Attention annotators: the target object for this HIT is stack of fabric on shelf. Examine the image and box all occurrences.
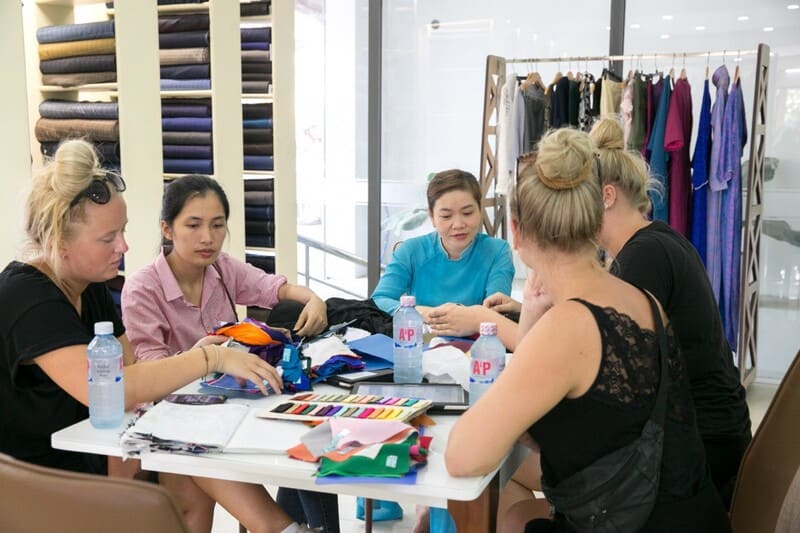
[240,25,271,94]
[240,1,271,17]
[37,20,116,87]
[161,98,213,174]
[246,253,275,274]
[36,100,120,172]
[158,13,211,91]
[243,102,273,171]
[244,178,274,249]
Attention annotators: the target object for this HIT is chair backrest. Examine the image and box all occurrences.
[730,348,800,533]
[0,453,189,533]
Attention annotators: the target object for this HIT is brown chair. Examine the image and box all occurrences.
[0,453,189,533]
[730,348,800,532]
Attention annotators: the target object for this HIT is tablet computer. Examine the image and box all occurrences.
[326,368,394,389]
[352,382,469,413]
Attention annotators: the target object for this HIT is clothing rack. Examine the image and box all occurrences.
[478,44,769,386]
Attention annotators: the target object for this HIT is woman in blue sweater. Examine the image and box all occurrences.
[372,169,516,347]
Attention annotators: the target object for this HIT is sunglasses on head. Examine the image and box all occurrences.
[70,172,127,208]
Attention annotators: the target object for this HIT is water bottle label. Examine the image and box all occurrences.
[472,358,496,377]
[89,358,122,382]
[396,327,417,343]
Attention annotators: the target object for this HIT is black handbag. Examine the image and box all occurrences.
[541,291,671,532]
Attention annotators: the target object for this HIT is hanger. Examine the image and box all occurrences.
[669,52,676,79]
[734,49,741,83]
[566,59,574,80]
[705,51,710,79]
[680,52,687,80]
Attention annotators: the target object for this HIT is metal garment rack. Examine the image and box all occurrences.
[479,44,770,386]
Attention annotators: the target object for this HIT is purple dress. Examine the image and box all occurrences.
[706,65,730,304]
[720,78,747,351]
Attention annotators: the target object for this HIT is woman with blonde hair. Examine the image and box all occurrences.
[591,117,751,509]
[445,128,729,531]
[0,139,311,533]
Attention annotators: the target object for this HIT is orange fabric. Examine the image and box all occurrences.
[215,322,275,346]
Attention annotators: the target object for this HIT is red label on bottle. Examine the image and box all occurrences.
[472,359,493,376]
[398,328,416,342]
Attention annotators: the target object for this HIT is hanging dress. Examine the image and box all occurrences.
[664,77,693,236]
[647,74,672,222]
[706,65,730,304]
[690,79,712,264]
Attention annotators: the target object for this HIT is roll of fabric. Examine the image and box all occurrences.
[245,178,274,192]
[243,128,272,143]
[240,2,271,17]
[160,64,210,79]
[243,118,272,129]
[160,79,211,91]
[163,158,213,174]
[241,51,271,65]
[39,100,119,120]
[245,234,275,249]
[40,54,116,74]
[162,117,212,132]
[242,81,270,94]
[159,48,209,66]
[244,190,274,205]
[246,220,275,235]
[243,142,273,155]
[242,72,271,82]
[37,20,115,45]
[41,72,116,87]
[159,31,209,49]
[241,42,270,51]
[240,27,271,43]
[241,63,270,74]
[35,118,119,142]
[41,141,120,164]
[242,103,272,119]
[158,14,209,33]
[246,253,275,274]
[244,155,274,171]
[163,144,212,159]
[162,131,212,145]
[161,102,210,118]
[245,205,274,221]
[38,38,116,61]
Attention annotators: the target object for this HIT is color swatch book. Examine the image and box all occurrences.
[255,392,432,423]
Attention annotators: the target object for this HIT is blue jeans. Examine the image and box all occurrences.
[277,488,340,532]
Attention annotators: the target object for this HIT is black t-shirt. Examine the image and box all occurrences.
[0,261,124,473]
[613,222,751,439]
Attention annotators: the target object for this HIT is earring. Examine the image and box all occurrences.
[604,203,610,210]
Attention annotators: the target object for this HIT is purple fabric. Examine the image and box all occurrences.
[719,78,747,351]
[690,80,712,264]
[706,65,731,304]
[161,117,212,132]
[163,158,213,174]
[163,144,212,159]
[664,78,693,236]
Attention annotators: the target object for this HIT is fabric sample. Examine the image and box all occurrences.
[163,144,212,159]
[244,155,274,171]
[240,2,271,17]
[160,64,210,80]
[243,118,272,129]
[160,79,211,91]
[35,118,119,142]
[161,102,210,117]
[161,117,213,132]
[162,131,212,145]
[241,27,271,43]
[163,158,213,174]
[243,143,273,155]
[244,178,273,192]
[242,103,272,119]
[159,31,209,49]
[245,205,275,221]
[244,191,274,205]
[241,50,271,65]
[159,47,209,66]
[158,14,209,33]
[244,128,273,143]
[41,71,116,87]
[38,38,116,61]
[40,53,116,74]
[242,81,270,94]
[241,41,270,51]
[36,20,115,44]
[242,62,271,74]
[39,99,118,120]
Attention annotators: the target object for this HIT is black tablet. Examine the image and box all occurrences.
[352,382,469,413]
[326,368,394,389]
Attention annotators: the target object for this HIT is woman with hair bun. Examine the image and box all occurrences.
[0,139,313,533]
[591,117,751,509]
[445,128,730,531]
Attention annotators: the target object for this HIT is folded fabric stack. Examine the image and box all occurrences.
[36,99,120,171]
[244,178,274,248]
[161,98,213,174]
[240,1,271,18]
[245,252,275,274]
[243,102,273,171]
[37,20,116,87]
[240,26,271,94]
[288,419,432,485]
[157,13,211,91]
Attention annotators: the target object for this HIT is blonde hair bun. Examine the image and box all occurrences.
[589,118,625,151]
[535,128,597,190]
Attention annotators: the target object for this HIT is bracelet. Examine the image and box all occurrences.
[200,345,210,376]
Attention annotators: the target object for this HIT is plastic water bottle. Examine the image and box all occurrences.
[393,295,424,383]
[87,321,125,428]
[470,322,506,405]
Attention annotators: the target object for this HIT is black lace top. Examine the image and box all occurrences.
[527,298,707,502]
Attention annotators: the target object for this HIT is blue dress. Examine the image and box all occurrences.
[690,79,712,264]
[647,75,672,222]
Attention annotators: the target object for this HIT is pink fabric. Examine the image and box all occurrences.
[121,250,287,361]
[664,78,693,236]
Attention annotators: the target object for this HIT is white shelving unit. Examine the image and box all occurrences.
[5,0,296,282]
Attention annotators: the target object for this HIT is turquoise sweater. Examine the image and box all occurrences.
[371,232,515,315]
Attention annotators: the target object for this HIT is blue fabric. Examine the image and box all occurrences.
[161,102,210,117]
[647,75,672,222]
[161,117,213,132]
[371,232,514,315]
[160,79,210,91]
[243,118,272,129]
[244,155,274,171]
[39,99,118,120]
[241,27,271,43]
[241,41,270,51]
[40,54,116,74]
[160,64,210,80]
[690,79,712,264]
[163,144,212,159]
[163,158,213,174]
[36,20,115,44]
[355,498,403,522]
[429,507,457,533]
[159,30,209,49]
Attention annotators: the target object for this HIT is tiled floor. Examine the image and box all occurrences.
[210,382,778,533]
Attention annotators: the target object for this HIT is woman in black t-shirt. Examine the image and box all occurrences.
[0,139,309,533]
[590,118,751,509]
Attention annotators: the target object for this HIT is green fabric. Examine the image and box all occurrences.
[318,433,416,477]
